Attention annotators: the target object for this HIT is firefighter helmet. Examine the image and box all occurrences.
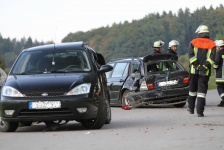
[195,25,209,33]
[168,40,179,48]
[215,40,224,47]
[153,40,164,48]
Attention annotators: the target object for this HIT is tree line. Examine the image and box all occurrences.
[0,4,224,72]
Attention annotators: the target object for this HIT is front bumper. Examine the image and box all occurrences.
[0,96,99,122]
[125,87,189,107]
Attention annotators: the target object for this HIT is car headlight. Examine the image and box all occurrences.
[66,83,91,95]
[2,86,24,97]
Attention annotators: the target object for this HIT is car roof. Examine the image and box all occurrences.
[24,41,87,52]
[108,57,141,63]
[143,54,178,63]
[107,54,177,64]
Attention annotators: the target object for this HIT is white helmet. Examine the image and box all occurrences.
[168,40,179,48]
[195,25,209,33]
[153,40,164,48]
[215,40,224,47]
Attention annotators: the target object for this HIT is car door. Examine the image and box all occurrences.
[107,62,129,102]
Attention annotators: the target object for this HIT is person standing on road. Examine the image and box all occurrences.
[187,25,216,117]
[150,40,164,54]
[213,40,224,107]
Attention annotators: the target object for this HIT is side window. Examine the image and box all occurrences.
[123,63,129,77]
[131,63,140,73]
[111,63,128,78]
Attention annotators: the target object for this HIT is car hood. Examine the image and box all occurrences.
[5,73,93,93]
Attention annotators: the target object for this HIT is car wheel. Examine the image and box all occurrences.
[105,98,111,124]
[0,119,19,132]
[81,97,107,129]
[174,102,186,108]
[122,90,134,106]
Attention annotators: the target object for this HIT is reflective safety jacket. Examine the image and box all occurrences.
[188,37,216,76]
[214,48,224,82]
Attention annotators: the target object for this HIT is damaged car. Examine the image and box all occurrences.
[106,54,189,109]
[0,41,113,132]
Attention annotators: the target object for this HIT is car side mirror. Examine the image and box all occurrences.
[99,65,113,73]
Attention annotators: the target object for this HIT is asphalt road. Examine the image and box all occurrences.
[0,89,224,150]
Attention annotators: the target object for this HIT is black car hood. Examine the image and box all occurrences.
[5,73,93,93]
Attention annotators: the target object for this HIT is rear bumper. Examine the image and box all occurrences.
[0,97,99,122]
[125,87,189,107]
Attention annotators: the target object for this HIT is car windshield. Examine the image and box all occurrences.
[11,49,91,74]
[146,60,180,75]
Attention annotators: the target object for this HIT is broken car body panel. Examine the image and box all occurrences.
[126,54,189,108]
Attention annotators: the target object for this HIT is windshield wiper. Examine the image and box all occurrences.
[50,70,67,73]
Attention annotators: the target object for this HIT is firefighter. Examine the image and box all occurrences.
[150,40,164,54]
[168,40,179,56]
[213,40,224,107]
[187,25,216,117]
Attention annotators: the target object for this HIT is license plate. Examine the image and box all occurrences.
[158,80,178,87]
[28,101,61,109]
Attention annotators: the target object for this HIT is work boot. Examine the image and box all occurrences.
[217,100,224,107]
[196,97,205,116]
[197,114,204,117]
[187,96,196,114]
[187,108,194,114]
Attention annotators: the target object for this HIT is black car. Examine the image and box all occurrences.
[0,41,113,132]
[106,54,189,109]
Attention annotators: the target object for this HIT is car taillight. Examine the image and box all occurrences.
[147,83,154,90]
[183,77,190,84]
[140,81,154,90]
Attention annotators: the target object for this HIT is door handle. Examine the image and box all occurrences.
[119,79,125,82]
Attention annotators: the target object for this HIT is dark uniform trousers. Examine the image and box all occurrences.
[216,83,224,100]
[188,74,209,114]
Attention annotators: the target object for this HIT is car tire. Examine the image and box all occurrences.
[105,98,111,124]
[0,119,19,132]
[122,90,134,106]
[174,102,186,108]
[81,97,107,129]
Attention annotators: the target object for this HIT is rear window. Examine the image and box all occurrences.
[146,61,180,74]
[11,49,91,74]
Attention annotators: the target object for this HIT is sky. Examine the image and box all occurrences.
[0,0,223,43]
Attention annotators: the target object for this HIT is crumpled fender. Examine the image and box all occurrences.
[124,91,156,108]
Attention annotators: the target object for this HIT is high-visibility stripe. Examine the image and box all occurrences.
[216,79,224,82]
[190,48,198,74]
[206,50,213,65]
[190,57,197,64]
[220,93,224,98]
[197,92,206,98]
[190,47,198,64]
[214,64,218,68]
[189,91,197,96]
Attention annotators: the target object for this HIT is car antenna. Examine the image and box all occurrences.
[52,27,57,66]
[54,27,57,44]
